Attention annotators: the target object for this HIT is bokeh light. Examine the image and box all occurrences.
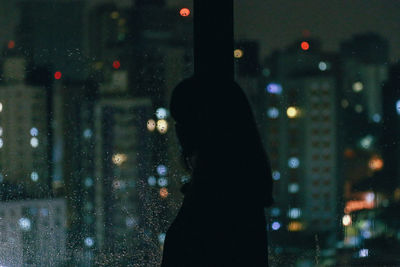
[31,172,39,182]
[369,155,383,171]
[286,107,299,118]
[30,137,39,148]
[267,107,279,119]
[318,61,327,71]
[342,214,352,226]
[112,60,121,69]
[112,153,127,166]
[160,187,169,198]
[147,119,156,131]
[288,221,303,231]
[266,83,282,94]
[179,8,190,17]
[156,108,168,119]
[54,71,62,80]
[8,40,15,49]
[353,82,363,92]
[234,49,243,58]
[157,119,168,134]
[301,41,310,50]
[271,221,281,230]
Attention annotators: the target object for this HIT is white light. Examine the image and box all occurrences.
[271,208,280,217]
[353,82,363,92]
[267,107,279,119]
[396,100,400,115]
[31,172,39,182]
[359,249,368,258]
[156,119,168,134]
[272,171,281,181]
[365,192,375,203]
[156,108,168,119]
[84,177,93,187]
[271,222,281,230]
[84,237,94,247]
[158,233,166,244]
[360,135,373,149]
[18,218,31,231]
[288,157,300,168]
[0,103,3,112]
[157,165,168,176]
[30,137,39,148]
[148,176,157,186]
[83,129,92,139]
[158,177,168,187]
[0,127,3,136]
[0,138,3,148]
[30,127,38,136]
[342,215,352,226]
[288,183,299,193]
[362,230,372,239]
[288,208,301,219]
[372,114,381,123]
[318,61,327,71]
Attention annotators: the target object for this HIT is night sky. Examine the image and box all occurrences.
[1,0,399,62]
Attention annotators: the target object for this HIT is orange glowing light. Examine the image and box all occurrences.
[344,149,355,158]
[160,188,169,198]
[368,156,383,171]
[8,40,15,49]
[301,41,310,51]
[344,200,374,214]
[288,221,303,232]
[54,71,62,80]
[180,8,190,17]
[112,60,121,69]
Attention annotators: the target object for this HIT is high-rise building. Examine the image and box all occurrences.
[0,57,50,198]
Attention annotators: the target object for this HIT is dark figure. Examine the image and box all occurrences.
[161,77,274,267]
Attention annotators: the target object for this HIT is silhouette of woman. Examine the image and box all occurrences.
[161,77,274,267]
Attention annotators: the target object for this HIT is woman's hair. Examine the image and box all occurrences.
[170,77,274,207]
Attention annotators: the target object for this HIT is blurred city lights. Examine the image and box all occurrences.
[18,218,31,231]
[288,221,303,231]
[54,71,62,80]
[158,233,166,243]
[234,49,243,58]
[30,137,39,148]
[159,187,169,198]
[157,177,168,187]
[288,157,300,168]
[0,103,3,112]
[147,119,156,131]
[288,183,299,193]
[0,127,3,136]
[271,208,280,217]
[157,164,168,176]
[266,83,282,94]
[345,200,374,213]
[30,127,39,137]
[112,60,121,69]
[355,104,363,113]
[148,176,157,186]
[179,8,190,17]
[288,208,301,219]
[365,192,375,203]
[84,177,93,187]
[359,249,369,258]
[267,107,279,119]
[112,153,127,166]
[31,172,39,182]
[342,214,352,226]
[272,171,281,181]
[156,119,168,134]
[396,100,400,115]
[369,155,383,171]
[0,138,3,149]
[318,61,327,71]
[83,129,93,139]
[352,82,363,92]
[8,40,15,49]
[286,107,299,118]
[271,221,281,230]
[110,11,119,19]
[341,99,349,108]
[156,107,168,119]
[300,41,310,50]
[126,217,137,228]
[360,135,373,149]
[372,113,381,123]
[84,237,94,247]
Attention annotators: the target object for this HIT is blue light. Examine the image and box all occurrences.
[266,83,282,94]
[158,233,166,243]
[157,165,168,176]
[271,208,280,216]
[288,157,300,168]
[271,221,281,230]
[267,107,279,119]
[30,127,39,136]
[84,237,94,247]
[396,100,400,115]
[272,171,281,181]
[83,129,93,139]
[148,176,157,186]
[158,177,168,187]
[372,114,381,123]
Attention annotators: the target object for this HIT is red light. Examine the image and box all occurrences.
[180,8,190,17]
[112,60,121,69]
[54,71,62,80]
[8,40,15,49]
[301,41,310,51]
